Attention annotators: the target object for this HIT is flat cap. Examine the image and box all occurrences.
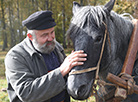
[22,10,56,30]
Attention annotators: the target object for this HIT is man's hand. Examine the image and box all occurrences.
[60,50,87,76]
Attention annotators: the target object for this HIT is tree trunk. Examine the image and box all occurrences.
[80,0,83,6]
[93,0,97,6]
[45,0,49,10]
[35,0,39,11]
[62,0,67,48]
[49,0,53,11]
[17,0,23,42]
[1,0,8,51]
[8,2,16,48]
[134,0,138,18]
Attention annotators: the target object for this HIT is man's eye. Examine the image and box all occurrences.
[51,31,54,34]
[41,34,48,37]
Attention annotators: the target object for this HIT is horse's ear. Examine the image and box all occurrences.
[72,1,81,15]
[103,0,116,15]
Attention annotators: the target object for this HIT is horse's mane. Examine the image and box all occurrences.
[108,11,133,60]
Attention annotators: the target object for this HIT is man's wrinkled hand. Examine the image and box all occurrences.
[60,50,87,76]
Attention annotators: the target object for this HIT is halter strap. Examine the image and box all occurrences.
[69,22,108,80]
[69,67,97,75]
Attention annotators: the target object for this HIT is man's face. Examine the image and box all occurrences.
[32,27,56,54]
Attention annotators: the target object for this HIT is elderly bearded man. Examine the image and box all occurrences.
[5,10,87,102]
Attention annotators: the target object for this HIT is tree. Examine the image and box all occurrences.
[133,0,138,18]
[7,0,16,48]
[80,0,83,6]
[62,0,66,48]
[45,0,49,10]
[1,0,7,51]
[0,0,136,50]
[17,0,23,42]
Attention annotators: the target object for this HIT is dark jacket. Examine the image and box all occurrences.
[5,37,70,102]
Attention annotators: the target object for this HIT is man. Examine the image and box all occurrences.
[5,10,87,102]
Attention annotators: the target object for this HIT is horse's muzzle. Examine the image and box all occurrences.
[67,75,94,100]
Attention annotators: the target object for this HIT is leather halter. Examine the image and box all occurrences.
[69,22,108,80]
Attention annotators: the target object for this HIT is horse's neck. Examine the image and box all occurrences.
[109,16,133,69]
[100,15,134,81]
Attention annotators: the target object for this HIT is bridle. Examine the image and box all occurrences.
[69,21,108,80]
[68,21,113,102]
[69,20,138,102]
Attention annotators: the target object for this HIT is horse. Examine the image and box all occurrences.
[66,0,138,101]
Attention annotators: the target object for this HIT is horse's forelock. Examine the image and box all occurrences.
[71,6,107,28]
[66,6,107,38]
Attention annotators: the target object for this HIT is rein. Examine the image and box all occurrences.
[69,22,108,80]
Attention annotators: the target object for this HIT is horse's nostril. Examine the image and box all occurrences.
[76,85,87,96]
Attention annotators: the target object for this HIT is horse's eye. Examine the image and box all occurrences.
[95,36,102,43]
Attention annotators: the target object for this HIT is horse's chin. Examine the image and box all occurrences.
[67,75,94,100]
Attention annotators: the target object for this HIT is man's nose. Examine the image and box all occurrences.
[47,34,54,41]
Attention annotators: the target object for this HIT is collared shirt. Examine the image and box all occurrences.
[42,52,60,72]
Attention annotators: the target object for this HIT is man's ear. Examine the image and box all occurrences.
[27,33,33,41]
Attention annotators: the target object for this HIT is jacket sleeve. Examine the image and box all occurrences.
[5,52,66,102]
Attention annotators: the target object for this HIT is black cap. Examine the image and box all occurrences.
[22,10,56,30]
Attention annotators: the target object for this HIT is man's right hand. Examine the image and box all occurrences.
[60,50,87,76]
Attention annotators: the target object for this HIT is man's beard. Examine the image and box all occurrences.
[32,39,56,54]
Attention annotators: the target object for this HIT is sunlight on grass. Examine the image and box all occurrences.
[0,78,9,102]
[0,49,9,102]
[71,96,96,102]
[0,50,6,77]
[0,50,7,57]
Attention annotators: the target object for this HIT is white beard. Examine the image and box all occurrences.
[32,38,56,54]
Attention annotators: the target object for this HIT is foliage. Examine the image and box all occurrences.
[0,0,137,50]
[0,0,137,101]
[114,0,135,15]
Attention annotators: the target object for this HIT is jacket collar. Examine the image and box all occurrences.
[23,37,38,57]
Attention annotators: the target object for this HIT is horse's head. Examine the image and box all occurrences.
[67,0,116,100]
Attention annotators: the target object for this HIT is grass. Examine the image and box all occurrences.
[0,78,9,102]
[0,50,7,77]
[71,97,96,102]
[0,49,9,102]
[0,47,96,102]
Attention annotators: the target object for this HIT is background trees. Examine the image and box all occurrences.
[0,0,137,50]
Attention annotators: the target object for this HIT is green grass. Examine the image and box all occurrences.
[0,49,9,102]
[0,50,7,77]
[0,78,9,102]
[0,48,96,102]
